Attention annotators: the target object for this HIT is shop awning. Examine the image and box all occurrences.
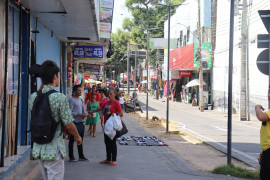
[169,44,194,70]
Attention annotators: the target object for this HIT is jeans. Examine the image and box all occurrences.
[120,104,125,110]
[69,122,85,159]
[104,133,117,161]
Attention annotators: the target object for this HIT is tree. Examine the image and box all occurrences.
[123,0,184,66]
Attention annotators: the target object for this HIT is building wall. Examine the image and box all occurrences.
[30,17,61,91]
[213,0,270,115]
[163,0,212,80]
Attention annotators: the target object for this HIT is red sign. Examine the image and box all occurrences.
[179,71,192,77]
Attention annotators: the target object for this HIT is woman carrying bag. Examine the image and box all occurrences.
[89,89,123,166]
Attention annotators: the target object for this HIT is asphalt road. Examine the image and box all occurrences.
[136,92,261,168]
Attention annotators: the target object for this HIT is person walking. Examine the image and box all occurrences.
[160,86,163,98]
[85,85,100,104]
[29,60,82,180]
[86,93,101,137]
[89,89,123,166]
[255,87,270,180]
[100,89,109,132]
[119,92,126,110]
[68,85,89,162]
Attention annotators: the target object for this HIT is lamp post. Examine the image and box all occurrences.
[152,0,185,133]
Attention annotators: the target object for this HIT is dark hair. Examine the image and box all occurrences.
[73,85,82,92]
[40,60,60,85]
[100,89,107,96]
[29,64,42,77]
[91,93,96,98]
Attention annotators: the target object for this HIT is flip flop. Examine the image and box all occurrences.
[109,161,118,166]
[99,160,110,164]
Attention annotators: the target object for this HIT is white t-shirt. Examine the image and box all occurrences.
[119,97,125,104]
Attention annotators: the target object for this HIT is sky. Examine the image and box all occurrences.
[112,0,131,33]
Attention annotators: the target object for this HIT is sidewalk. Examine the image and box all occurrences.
[136,91,261,168]
[33,114,246,180]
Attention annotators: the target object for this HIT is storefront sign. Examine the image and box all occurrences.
[79,63,100,74]
[194,43,212,68]
[179,71,192,77]
[73,46,103,60]
[99,0,114,38]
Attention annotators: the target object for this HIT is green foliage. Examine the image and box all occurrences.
[212,164,259,180]
[109,28,131,65]
[123,0,184,66]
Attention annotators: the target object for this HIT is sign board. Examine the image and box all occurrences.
[74,46,103,60]
[257,49,269,75]
[179,71,192,77]
[149,38,177,49]
[99,0,114,38]
[257,34,269,48]
[258,10,270,33]
[79,63,100,74]
[194,43,212,68]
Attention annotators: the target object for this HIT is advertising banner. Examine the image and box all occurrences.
[73,46,103,60]
[149,38,178,49]
[194,43,212,68]
[79,63,100,75]
[99,0,114,38]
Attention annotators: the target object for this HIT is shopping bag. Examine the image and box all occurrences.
[112,114,122,131]
[104,117,116,140]
[116,120,128,138]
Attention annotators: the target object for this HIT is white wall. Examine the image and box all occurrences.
[213,0,270,115]
[163,0,198,80]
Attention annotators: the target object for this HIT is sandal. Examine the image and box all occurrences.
[99,160,110,164]
[109,161,118,166]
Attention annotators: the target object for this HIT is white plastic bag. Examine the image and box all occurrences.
[104,117,116,140]
[112,114,122,131]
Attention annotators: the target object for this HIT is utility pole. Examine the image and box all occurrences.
[228,0,235,165]
[122,59,124,92]
[240,0,248,121]
[198,0,204,112]
[156,50,160,100]
[134,45,138,93]
[153,0,185,133]
[127,42,130,93]
[146,29,149,120]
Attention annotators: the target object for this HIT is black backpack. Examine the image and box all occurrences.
[31,90,60,144]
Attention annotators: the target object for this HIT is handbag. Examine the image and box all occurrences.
[116,120,128,138]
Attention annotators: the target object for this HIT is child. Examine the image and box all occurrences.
[86,94,101,137]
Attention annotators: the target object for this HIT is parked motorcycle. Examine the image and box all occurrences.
[125,96,143,113]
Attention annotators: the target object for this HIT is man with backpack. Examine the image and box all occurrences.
[68,85,89,162]
[29,60,82,180]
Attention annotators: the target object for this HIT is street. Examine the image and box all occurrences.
[136,92,261,168]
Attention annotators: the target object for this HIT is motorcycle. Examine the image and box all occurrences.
[124,96,143,113]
